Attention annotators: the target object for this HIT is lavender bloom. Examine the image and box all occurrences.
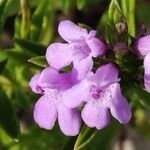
[137,35,150,56]
[144,53,150,92]
[46,20,106,70]
[63,63,131,129]
[136,35,150,92]
[29,67,82,136]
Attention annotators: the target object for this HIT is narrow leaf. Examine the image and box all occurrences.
[121,0,128,17]
[108,0,124,25]
[0,0,12,33]
[14,17,21,38]
[28,56,48,67]
[20,0,31,39]
[30,0,49,41]
[39,6,55,45]
[15,88,30,110]
[14,38,46,55]
[108,0,115,24]
[128,0,135,37]
[0,90,20,139]
[4,49,30,64]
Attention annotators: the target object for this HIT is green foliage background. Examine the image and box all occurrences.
[0,0,150,149]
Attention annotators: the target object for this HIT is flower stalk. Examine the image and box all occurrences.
[74,126,97,150]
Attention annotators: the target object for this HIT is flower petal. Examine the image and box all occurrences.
[70,41,91,61]
[38,67,71,90]
[88,63,119,87]
[137,35,150,56]
[58,104,81,136]
[81,102,110,129]
[34,95,57,130]
[144,53,150,92]
[106,83,131,124]
[71,56,93,82]
[58,20,88,42]
[86,38,106,57]
[29,73,43,94]
[63,80,91,108]
[46,43,73,70]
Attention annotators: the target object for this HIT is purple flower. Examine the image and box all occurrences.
[46,20,106,70]
[136,35,150,92]
[144,53,150,92]
[136,35,150,56]
[29,67,82,136]
[63,63,131,129]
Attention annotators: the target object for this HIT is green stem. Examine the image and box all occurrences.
[74,126,97,150]
[76,131,97,150]
[20,0,31,39]
[128,0,135,37]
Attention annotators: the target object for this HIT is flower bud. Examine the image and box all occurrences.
[115,23,127,34]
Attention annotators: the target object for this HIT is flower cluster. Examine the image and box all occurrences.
[29,20,132,136]
[136,35,150,92]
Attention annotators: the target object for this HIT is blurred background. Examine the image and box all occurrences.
[1,0,150,149]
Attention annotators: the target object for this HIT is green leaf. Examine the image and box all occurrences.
[0,90,20,139]
[30,0,49,41]
[15,88,30,110]
[108,0,124,25]
[39,6,55,45]
[28,56,48,67]
[4,0,20,17]
[3,0,40,17]
[125,85,150,108]
[0,0,12,33]
[74,126,97,150]
[3,49,31,64]
[121,0,128,17]
[14,38,46,55]
[14,17,21,38]
[0,59,7,74]
[128,0,135,37]
[20,0,31,39]
[106,24,116,44]
[77,0,86,10]
[113,0,122,14]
